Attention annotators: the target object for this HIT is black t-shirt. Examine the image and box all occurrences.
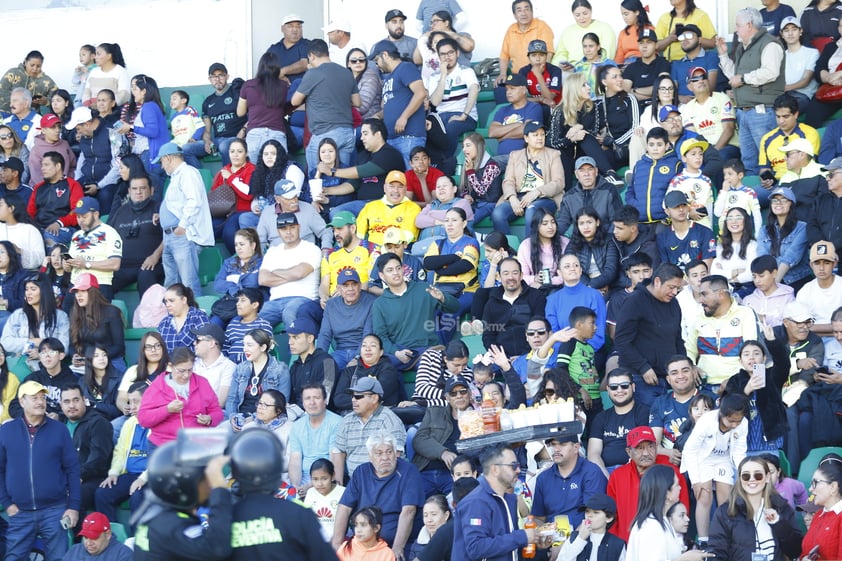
[202,81,248,139]
[356,142,406,201]
[239,361,269,415]
[108,198,162,269]
[623,56,672,90]
[591,401,651,467]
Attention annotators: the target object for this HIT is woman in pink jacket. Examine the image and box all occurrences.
[136,346,224,448]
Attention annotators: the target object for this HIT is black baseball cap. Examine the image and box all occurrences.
[0,157,24,175]
[208,63,227,75]
[385,9,407,22]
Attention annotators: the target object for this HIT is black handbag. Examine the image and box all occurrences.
[210,294,238,322]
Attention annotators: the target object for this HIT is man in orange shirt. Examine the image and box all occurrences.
[497,0,554,85]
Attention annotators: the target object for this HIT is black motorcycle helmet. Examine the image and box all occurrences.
[229,429,284,493]
[147,441,205,509]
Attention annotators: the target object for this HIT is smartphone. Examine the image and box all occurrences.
[60,515,72,530]
[61,253,72,261]
[752,363,766,389]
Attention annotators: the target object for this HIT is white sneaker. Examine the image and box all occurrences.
[460,321,473,337]
[471,319,485,336]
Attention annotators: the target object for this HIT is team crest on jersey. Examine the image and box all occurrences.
[693,182,702,192]
[728,194,738,204]
[731,318,741,326]
[660,166,670,174]
[224,97,233,104]
[396,216,403,222]
[689,240,699,248]
[711,106,719,114]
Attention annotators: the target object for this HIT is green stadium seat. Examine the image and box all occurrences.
[199,247,223,286]
[110,522,128,543]
[797,446,842,486]
[8,355,30,382]
[199,168,214,192]
[195,295,220,316]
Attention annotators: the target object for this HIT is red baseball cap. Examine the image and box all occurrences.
[626,426,657,448]
[70,272,100,292]
[78,512,111,539]
[40,113,62,129]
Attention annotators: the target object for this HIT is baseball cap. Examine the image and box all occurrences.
[385,170,407,185]
[208,62,228,75]
[663,190,690,208]
[626,426,657,448]
[527,40,548,54]
[369,40,400,60]
[338,269,361,284]
[328,211,356,228]
[638,28,658,42]
[18,380,47,400]
[0,157,24,175]
[505,74,528,87]
[810,240,838,262]
[40,113,61,130]
[70,272,100,292]
[822,156,842,172]
[282,14,304,25]
[769,186,796,203]
[276,212,299,228]
[575,156,597,169]
[658,104,681,122]
[286,317,318,335]
[783,301,814,323]
[274,178,300,198]
[385,9,407,22]
[65,106,93,130]
[323,19,350,33]
[77,512,111,540]
[445,376,471,393]
[74,196,100,214]
[681,24,703,37]
[348,376,384,396]
[779,137,815,157]
[192,323,225,345]
[780,16,801,29]
[544,433,578,445]
[680,138,709,156]
[523,120,545,136]
[382,227,410,245]
[687,66,708,80]
[578,493,617,514]
[151,142,182,163]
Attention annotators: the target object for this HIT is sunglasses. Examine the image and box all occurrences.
[493,461,521,471]
[349,58,366,64]
[741,472,765,482]
[543,388,556,396]
[688,76,705,83]
[448,388,469,397]
[351,393,370,400]
[249,374,261,397]
[608,383,631,391]
[526,329,547,336]
[0,134,13,140]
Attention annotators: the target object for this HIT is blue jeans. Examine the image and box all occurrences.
[421,468,454,497]
[213,211,246,254]
[5,504,68,561]
[183,136,237,167]
[472,200,495,226]
[331,348,358,371]
[94,472,145,524]
[246,128,287,164]
[239,211,261,229]
[491,197,557,236]
[437,112,478,155]
[43,226,74,247]
[630,373,667,410]
[162,232,202,296]
[259,296,311,328]
[306,127,356,174]
[391,135,427,168]
[737,107,776,176]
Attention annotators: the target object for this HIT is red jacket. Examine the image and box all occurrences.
[136,372,224,446]
[606,455,690,542]
[211,161,256,213]
[801,507,842,560]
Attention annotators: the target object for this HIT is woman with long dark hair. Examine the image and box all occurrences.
[756,187,811,291]
[82,343,123,420]
[709,456,802,561]
[801,0,842,47]
[0,125,30,184]
[50,89,78,148]
[333,334,402,414]
[517,208,565,291]
[210,138,255,253]
[0,50,58,112]
[564,207,620,292]
[459,133,503,226]
[226,329,290,420]
[211,228,263,326]
[116,331,169,416]
[240,139,306,230]
[713,207,757,297]
[0,272,69,366]
[118,75,169,184]
[655,0,716,61]
[68,273,125,371]
[83,43,129,106]
[0,343,18,423]
[237,52,290,163]
[800,459,842,559]
[309,137,355,216]
[0,194,43,271]
[110,154,152,209]
[630,73,677,169]
[616,0,654,64]
[0,240,27,332]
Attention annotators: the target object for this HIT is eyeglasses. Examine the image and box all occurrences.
[144,343,162,351]
[249,374,261,397]
[526,329,547,336]
[173,366,192,376]
[256,401,275,408]
[448,388,469,397]
[0,134,13,140]
[351,393,372,400]
[812,478,832,487]
[787,318,815,327]
[348,58,366,64]
[438,49,457,57]
[493,461,521,471]
[39,350,58,357]
[608,383,631,391]
[741,472,765,482]
[661,116,682,123]
[430,17,445,23]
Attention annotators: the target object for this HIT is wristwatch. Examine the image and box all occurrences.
[85,262,91,270]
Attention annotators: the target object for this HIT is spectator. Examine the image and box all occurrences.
[742,255,795,327]
[796,241,842,340]
[799,458,842,559]
[375,9,418,62]
[157,283,209,354]
[826,306,842,373]
[256,173,327,250]
[8,338,75,420]
[655,0,716,62]
[266,14,310,83]
[756,186,811,291]
[553,0,616,67]
[317,269,377,370]
[347,48,382,121]
[333,334,403,414]
[29,113,76,187]
[192,323,234,408]
[211,228,262,326]
[222,288,272,364]
[488,74,542,160]
[545,254,607,352]
[404,146,443,208]
[777,138,829,223]
[64,196,122,300]
[81,44,129,106]
[237,53,290,163]
[136,346,224,447]
[415,8,474,66]
[809,156,842,257]
[657,190,716,270]
[400,341,472,412]
[624,36,673,111]
[557,156,622,238]
[319,213,375,303]
[287,317,337,407]
[337,506,394,561]
[117,76,169,185]
[517,39,561,120]
[611,205,660,288]
[209,139,255,253]
[0,51,57,113]
[66,106,122,214]
[324,19,365,66]
[606,253,654,341]
[588,368,651,477]
[288,383,343,490]
[115,332,168,415]
[670,28,719,102]
[0,126,30,185]
[168,90,204,159]
[681,68,738,163]
[310,137,359,217]
[357,170,421,247]
[516,208,565,292]
[497,0,555,85]
[716,159,763,238]
[615,0,654,64]
[564,207,620,292]
[0,157,32,201]
[226,328,290,421]
[366,228,426,296]
[27,151,84,247]
[711,207,758,296]
[64,512,132,561]
[459,133,503,226]
[3,88,40,148]
[557,493,626,561]
[67,274,125,372]
[94,89,121,128]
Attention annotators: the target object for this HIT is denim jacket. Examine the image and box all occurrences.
[756,219,811,284]
[225,356,290,417]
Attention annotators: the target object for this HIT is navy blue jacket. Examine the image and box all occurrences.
[453,477,528,561]
[0,415,81,510]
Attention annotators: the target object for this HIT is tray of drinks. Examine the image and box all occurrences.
[455,421,583,453]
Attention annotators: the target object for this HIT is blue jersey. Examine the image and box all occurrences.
[657,222,716,268]
[382,62,426,138]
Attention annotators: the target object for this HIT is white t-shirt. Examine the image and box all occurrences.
[824,338,842,373]
[260,239,322,301]
[786,46,820,98]
[627,517,683,561]
[304,484,346,542]
[194,354,235,400]
[796,276,842,325]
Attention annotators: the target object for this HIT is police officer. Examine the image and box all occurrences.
[229,429,338,561]
[133,441,232,561]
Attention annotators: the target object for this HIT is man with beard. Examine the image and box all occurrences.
[531,434,606,529]
[607,426,689,542]
[107,175,163,295]
[65,196,122,300]
[317,268,377,370]
[587,369,651,478]
[670,24,719,103]
[266,14,310,83]
[319,211,375,304]
[27,151,84,247]
[374,9,418,62]
[686,274,758,394]
[288,383,343,493]
[614,263,686,408]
